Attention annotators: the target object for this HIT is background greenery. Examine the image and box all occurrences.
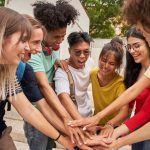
[0,0,129,38]
[80,0,130,38]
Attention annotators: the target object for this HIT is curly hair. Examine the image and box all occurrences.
[123,0,150,28]
[32,0,79,32]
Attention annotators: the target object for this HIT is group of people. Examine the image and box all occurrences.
[1,0,150,150]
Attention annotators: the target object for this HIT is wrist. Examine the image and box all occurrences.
[54,132,61,141]
[106,122,114,128]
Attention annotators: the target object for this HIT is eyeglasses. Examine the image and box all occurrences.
[73,50,91,57]
[125,43,142,53]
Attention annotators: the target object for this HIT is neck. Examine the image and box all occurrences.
[97,70,116,87]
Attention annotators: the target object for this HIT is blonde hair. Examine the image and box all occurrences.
[0,7,32,100]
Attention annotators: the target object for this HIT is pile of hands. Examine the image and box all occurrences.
[64,117,120,150]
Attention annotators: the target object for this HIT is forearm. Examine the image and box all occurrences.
[113,124,129,139]
[10,93,60,140]
[36,99,67,135]
[108,105,129,126]
[96,82,145,121]
[116,122,150,148]
[40,84,72,121]
[58,93,83,120]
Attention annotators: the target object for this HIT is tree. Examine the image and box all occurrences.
[0,0,5,6]
[80,0,129,38]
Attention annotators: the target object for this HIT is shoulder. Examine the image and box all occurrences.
[90,68,99,75]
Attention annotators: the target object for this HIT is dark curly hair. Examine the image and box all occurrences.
[99,37,124,70]
[124,27,150,88]
[67,32,92,47]
[32,0,79,32]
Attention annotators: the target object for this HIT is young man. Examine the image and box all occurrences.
[28,0,89,149]
[54,32,94,120]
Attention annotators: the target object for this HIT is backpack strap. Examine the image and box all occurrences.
[16,61,26,82]
[65,69,78,107]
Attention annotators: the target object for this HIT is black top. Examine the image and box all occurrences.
[20,63,43,102]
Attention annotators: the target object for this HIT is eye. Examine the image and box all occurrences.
[133,43,140,49]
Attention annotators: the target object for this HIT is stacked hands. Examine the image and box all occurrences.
[65,116,121,150]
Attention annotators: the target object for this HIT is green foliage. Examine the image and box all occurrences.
[80,0,127,38]
[0,0,5,6]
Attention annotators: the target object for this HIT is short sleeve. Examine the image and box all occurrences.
[144,67,150,79]
[28,53,45,73]
[54,68,70,95]
[21,64,43,102]
[6,76,22,98]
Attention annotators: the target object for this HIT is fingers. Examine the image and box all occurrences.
[68,119,85,127]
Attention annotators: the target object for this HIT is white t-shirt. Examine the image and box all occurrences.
[144,67,150,79]
[54,58,94,117]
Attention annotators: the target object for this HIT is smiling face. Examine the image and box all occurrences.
[24,28,43,62]
[99,51,117,77]
[2,31,29,64]
[127,36,149,64]
[45,27,66,48]
[69,41,90,69]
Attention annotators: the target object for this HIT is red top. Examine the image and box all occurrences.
[124,86,150,132]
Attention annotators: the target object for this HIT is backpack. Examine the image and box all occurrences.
[7,61,26,111]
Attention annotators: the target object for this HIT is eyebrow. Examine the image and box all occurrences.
[127,42,140,45]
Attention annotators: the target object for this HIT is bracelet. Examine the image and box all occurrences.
[54,133,61,141]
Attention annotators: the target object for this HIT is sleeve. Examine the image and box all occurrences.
[124,93,150,132]
[21,64,43,102]
[144,67,150,79]
[28,53,45,73]
[6,76,22,98]
[54,68,70,95]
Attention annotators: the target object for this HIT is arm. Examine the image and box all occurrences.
[36,99,67,134]
[110,122,150,149]
[124,92,150,132]
[58,93,83,119]
[8,92,74,149]
[35,71,72,121]
[95,75,150,122]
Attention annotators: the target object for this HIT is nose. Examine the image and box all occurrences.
[36,44,42,53]
[80,52,85,58]
[24,42,30,51]
[57,37,64,44]
[104,62,109,69]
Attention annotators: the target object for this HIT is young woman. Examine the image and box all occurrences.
[111,27,150,150]
[0,7,73,150]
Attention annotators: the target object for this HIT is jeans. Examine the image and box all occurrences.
[132,140,150,150]
[24,121,56,150]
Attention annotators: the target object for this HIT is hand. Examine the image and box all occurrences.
[54,59,69,71]
[77,143,94,150]
[64,119,85,145]
[85,125,104,135]
[100,124,114,138]
[85,135,112,147]
[57,135,75,150]
[68,115,100,130]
